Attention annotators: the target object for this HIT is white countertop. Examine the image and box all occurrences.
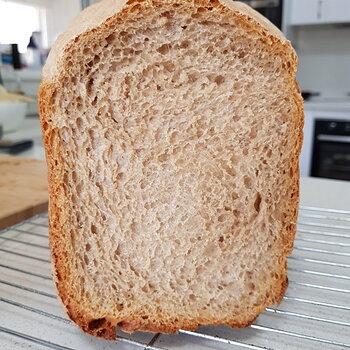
[300,177,350,210]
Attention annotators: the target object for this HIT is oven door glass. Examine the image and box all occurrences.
[312,140,350,181]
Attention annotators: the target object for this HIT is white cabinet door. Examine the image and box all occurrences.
[290,0,323,25]
[322,0,350,23]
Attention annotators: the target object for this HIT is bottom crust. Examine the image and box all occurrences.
[66,275,289,341]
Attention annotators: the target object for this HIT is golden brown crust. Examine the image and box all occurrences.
[39,0,304,340]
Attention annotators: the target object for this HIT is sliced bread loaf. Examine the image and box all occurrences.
[39,0,304,340]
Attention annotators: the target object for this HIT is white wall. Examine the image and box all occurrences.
[46,0,82,46]
[10,0,82,47]
[294,25,350,98]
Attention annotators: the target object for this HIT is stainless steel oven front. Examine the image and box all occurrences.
[311,119,350,180]
[299,108,350,179]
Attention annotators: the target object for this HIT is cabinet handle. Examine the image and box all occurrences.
[317,0,323,20]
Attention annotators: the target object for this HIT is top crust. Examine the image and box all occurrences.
[42,0,290,82]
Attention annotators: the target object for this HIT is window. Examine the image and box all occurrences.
[0,0,47,53]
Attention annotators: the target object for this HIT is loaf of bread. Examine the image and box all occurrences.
[39,0,303,340]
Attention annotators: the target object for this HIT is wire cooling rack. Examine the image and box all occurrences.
[0,206,349,350]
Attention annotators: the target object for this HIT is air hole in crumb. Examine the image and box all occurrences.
[86,243,91,251]
[226,167,236,177]
[218,214,226,222]
[84,254,89,265]
[129,3,141,12]
[91,224,97,234]
[230,155,239,164]
[158,153,169,162]
[88,318,106,330]
[42,122,49,131]
[238,50,246,59]
[254,193,262,213]
[188,72,199,83]
[157,44,170,55]
[215,75,225,85]
[83,48,92,56]
[218,236,224,243]
[161,10,172,18]
[105,33,116,44]
[244,176,253,189]
[76,117,83,129]
[93,55,100,64]
[116,173,124,180]
[86,78,94,94]
[180,40,190,49]
[163,61,175,72]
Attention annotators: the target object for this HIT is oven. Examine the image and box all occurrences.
[299,108,350,180]
[311,120,350,181]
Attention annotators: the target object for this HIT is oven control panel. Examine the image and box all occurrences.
[317,120,350,135]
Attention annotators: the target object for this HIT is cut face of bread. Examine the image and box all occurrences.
[39,0,303,340]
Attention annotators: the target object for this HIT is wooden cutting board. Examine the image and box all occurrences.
[0,155,48,230]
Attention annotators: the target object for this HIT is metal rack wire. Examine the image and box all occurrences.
[0,206,349,349]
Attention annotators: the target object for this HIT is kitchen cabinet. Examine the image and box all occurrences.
[322,0,350,23]
[290,0,322,25]
[290,0,350,25]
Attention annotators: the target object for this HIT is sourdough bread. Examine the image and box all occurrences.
[39,0,304,340]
